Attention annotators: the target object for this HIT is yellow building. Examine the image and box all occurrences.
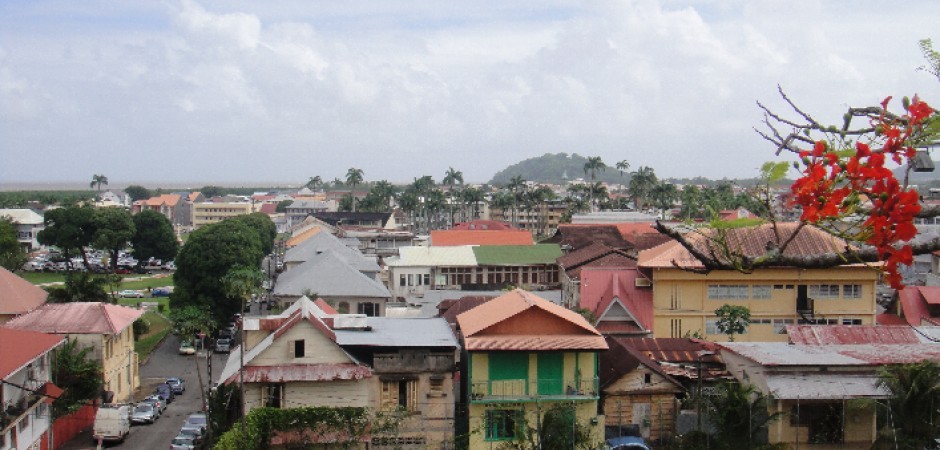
[4,302,144,403]
[638,223,879,342]
[192,201,254,228]
[456,289,608,449]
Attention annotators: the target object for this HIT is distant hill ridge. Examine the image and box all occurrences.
[489,153,632,186]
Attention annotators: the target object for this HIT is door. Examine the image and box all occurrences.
[537,353,564,395]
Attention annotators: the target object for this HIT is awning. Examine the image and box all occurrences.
[766,373,888,400]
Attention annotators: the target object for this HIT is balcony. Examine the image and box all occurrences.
[1,394,43,431]
[470,378,599,403]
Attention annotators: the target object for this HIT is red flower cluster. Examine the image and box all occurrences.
[791,96,934,288]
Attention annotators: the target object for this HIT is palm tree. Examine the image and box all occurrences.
[649,181,679,218]
[583,156,606,211]
[305,176,323,191]
[629,166,658,211]
[372,180,396,211]
[461,187,485,221]
[507,175,526,227]
[702,381,783,447]
[90,174,108,198]
[876,361,940,447]
[615,160,631,176]
[442,167,464,189]
[345,168,364,211]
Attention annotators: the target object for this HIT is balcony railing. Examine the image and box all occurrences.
[470,378,599,403]
[1,394,43,431]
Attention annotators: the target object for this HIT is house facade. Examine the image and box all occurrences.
[0,209,44,251]
[132,194,187,227]
[0,328,64,450]
[191,201,254,228]
[4,303,144,403]
[638,223,880,342]
[456,289,608,449]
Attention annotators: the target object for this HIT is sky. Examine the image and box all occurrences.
[0,0,937,187]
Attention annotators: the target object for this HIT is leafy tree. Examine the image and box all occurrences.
[200,185,226,198]
[52,338,102,417]
[649,181,679,217]
[0,218,26,271]
[274,199,294,213]
[131,210,179,264]
[338,193,355,212]
[37,206,96,268]
[345,168,364,211]
[123,185,152,202]
[172,220,264,323]
[92,208,135,271]
[699,381,783,449]
[89,174,108,195]
[45,271,115,303]
[221,266,265,309]
[230,213,277,255]
[539,404,595,450]
[629,166,658,210]
[875,361,940,447]
[714,304,750,342]
[305,175,323,191]
[170,305,215,413]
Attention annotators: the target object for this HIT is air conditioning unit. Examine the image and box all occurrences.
[635,278,652,287]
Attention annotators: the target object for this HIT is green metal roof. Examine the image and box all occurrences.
[472,244,563,265]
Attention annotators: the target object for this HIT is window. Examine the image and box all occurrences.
[399,275,406,287]
[773,318,794,334]
[842,318,863,325]
[707,284,748,300]
[430,376,444,392]
[643,373,652,384]
[381,379,416,411]
[809,284,840,298]
[407,274,414,286]
[752,285,772,299]
[423,274,431,286]
[293,340,305,358]
[358,302,379,316]
[485,410,521,441]
[843,284,862,299]
[705,320,719,335]
[264,383,283,408]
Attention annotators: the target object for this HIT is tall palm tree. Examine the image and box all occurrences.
[372,180,396,211]
[583,156,606,211]
[442,167,464,227]
[345,168,364,211]
[90,174,108,197]
[507,175,526,227]
[305,175,323,191]
[649,181,679,218]
[615,160,631,176]
[629,166,658,211]
[461,187,485,221]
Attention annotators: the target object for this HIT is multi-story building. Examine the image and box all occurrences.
[0,328,64,450]
[132,194,187,227]
[638,223,880,342]
[487,200,569,239]
[456,289,608,448]
[191,201,254,228]
[0,209,44,251]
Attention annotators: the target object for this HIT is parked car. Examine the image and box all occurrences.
[131,403,158,425]
[169,434,198,450]
[152,287,171,297]
[154,383,175,404]
[178,340,196,355]
[93,404,130,443]
[606,436,651,450]
[184,413,207,434]
[141,395,166,414]
[166,377,185,395]
[179,424,205,445]
[163,261,176,270]
[214,338,231,353]
[119,290,144,298]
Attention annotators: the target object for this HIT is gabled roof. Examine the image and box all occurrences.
[430,230,534,247]
[314,298,338,314]
[137,194,181,207]
[451,220,514,231]
[557,243,635,279]
[898,285,940,326]
[0,208,43,225]
[258,203,277,215]
[639,223,857,269]
[0,327,65,379]
[0,266,48,316]
[612,338,720,364]
[387,246,478,267]
[456,289,607,351]
[438,296,497,326]
[786,325,920,345]
[543,224,632,251]
[4,302,144,335]
[273,252,390,298]
[600,336,683,391]
[285,226,323,248]
[284,231,379,273]
[472,244,562,265]
[335,317,458,348]
[584,268,652,334]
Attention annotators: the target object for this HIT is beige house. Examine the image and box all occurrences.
[192,201,254,228]
[638,223,880,342]
[218,296,458,448]
[4,303,144,403]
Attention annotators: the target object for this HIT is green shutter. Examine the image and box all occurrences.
[537,352,564,395]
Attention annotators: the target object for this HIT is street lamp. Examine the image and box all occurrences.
[697,350,716,433]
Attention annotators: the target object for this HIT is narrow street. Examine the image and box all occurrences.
[59,333,228,449]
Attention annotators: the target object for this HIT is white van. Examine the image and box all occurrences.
[93,404,131,443]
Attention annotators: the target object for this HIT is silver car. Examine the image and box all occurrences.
[169,434,197,450]
[131,403,158,424]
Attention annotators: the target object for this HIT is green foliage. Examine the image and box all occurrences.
[123,185,152,202]
[491,153,625,185]
[274,199,293,212]
[230,213,277,255]
[52,338,102,417]
[0,218,27,271]
[131,210,179,263]
[172,219,263,323]
[0,190,94,208]
[760,161,790,183]
[539,404,594,450]
[37,206,96,262]
[207,382,242,444]
[714,304,750,342]
[213,406,397,450]
[134,311,171,359]
[45,272,115,303]
[92,208,135,270]
[169,305,215,337]
[200,185,226,198]
[698,381,782,449]
[875,361,940,447]
[132,316,151,338]
[919,38,940,81]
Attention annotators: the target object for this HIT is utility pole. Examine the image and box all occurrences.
[239,297,246,436]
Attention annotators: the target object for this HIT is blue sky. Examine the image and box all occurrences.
[0,0,937,187]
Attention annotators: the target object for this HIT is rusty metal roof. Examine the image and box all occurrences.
[227,363,372,384]
[464,334,608,351]
[720,342,940,366]
[613,337,720,364]
[786,325,920,345]
[0,266,48,316]
[4,302,143,335]
[0,328,65,379]
[898,285,940,326]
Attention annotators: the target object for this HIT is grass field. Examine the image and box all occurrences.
[19,271,174,289]
[135,311,173,360]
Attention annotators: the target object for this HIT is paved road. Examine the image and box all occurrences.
[60,333,229,449]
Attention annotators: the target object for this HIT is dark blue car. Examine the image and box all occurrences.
[154,383,175,403]
[606,436,651,450]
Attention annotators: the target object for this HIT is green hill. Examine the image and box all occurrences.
[489,153,631,186]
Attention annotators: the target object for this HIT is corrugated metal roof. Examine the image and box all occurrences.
[720,342,940,366]
[612,338,720,364]
[581,267,652,332]
[335,317,458,348]
[5,302,143,335]
[0,328,64,379]
[0,266,48,315]
[273,252,390,298]
[0,208,43,225]
[230,363,372,384]
[786,325,919,345]
[457,289,598,337]
[430,230,534,247]
[283,231,379,272]
[464,335,608,351]
[388,246,478,267]
[473,244,562,265]
[765,373,888,400]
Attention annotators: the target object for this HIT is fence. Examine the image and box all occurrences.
[49,403,97,449]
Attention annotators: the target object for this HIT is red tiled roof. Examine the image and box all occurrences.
[786,325,919,345]
[639,223,858,269]
[876,313,909,326]
[0,266,48,316]
[0,327,65,379]
[314,298,338,315]
[139,194,181,207]
[451,220,514,231]
[4,302,143,335]
[456,289,607,351]
[430,230,534,246]
[581,267,652,333]
[259,203,277,215]
[228,363,372,384]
